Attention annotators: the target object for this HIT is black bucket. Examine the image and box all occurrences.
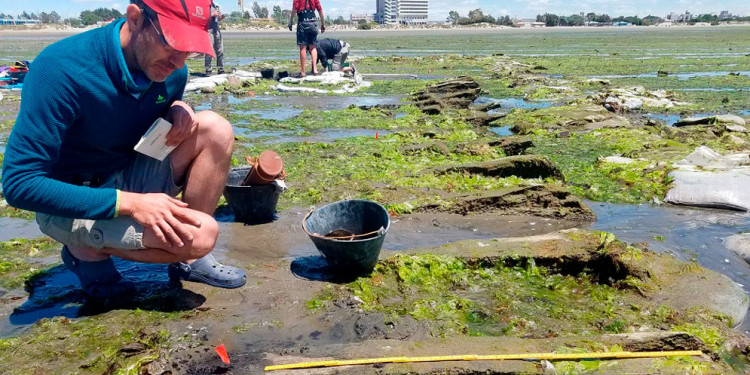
[260,68,274,79]
[302,200,390,276]
[223,167,282,224]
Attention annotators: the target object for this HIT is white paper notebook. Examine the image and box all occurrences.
[133,118,176,161]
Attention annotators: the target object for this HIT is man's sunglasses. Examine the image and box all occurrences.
[144,11,202,59]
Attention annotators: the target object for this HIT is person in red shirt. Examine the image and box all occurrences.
[288,0,325,77]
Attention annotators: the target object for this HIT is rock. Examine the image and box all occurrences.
[514,104,632,134]
[464,111,505,126]
[725,233,750,264]
[472,101,503,112]
[584,116,632,130]
[605,96,642,111]
[226,75,243,87]
[495,136,534,156]
[599,156,637,164]
[585,78,610,85]
[428,155,564,180]
[727,135,746,145]
[417,185,595,221]
[592,86,687,111]
[200,86,216,93]
[120,342,147,357]
[675,114,746,127]
[401,142,451,156]
[412,76,481,114]
[454,141,497,157]
[612,332,708,352]
[726,125,748,133]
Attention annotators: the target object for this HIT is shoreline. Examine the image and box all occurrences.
[1,22,749,38]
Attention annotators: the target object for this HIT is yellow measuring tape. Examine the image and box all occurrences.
[265,350,703,371]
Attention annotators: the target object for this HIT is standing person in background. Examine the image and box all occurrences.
[288,0,324,77]
[205,0,225,75]
[314,38,354,74]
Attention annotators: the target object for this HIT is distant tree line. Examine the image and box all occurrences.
[534,12,750,26]
[535,13,667,26]
[0,11,62,24]
[446,9,514,26]
[1,8,123,27]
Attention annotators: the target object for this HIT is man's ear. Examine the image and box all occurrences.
[125,4,144,31]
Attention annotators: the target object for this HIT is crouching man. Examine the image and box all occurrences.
[314,38,355,74]
[1,0,246,298]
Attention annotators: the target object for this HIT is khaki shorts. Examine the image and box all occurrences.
[36,153,182,250]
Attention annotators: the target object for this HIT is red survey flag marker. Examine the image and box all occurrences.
[375,131,379,139]
[216,344,230,364]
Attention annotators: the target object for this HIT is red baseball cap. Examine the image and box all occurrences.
[142,0,215,57]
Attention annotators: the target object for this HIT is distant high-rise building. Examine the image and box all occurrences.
[376,0,428,25]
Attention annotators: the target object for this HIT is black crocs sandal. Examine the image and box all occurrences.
[61,246,136,298]
[168,254,246,289]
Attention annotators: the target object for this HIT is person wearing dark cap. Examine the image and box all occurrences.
[2,0,246,298]
[204,0,225,75]
[314,38,354,74]
[288,0,325,77]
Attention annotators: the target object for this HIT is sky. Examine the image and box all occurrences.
[4,0,750,22]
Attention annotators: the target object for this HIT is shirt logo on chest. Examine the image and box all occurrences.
[155,94,166,104]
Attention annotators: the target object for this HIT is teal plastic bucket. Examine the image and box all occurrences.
[224,167,281,224]
[303,199,390,276]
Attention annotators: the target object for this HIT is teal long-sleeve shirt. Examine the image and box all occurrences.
[1,19,187,219]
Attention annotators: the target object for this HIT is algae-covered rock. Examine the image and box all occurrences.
[426,154,564,180]
[496,136,534,156]
[419,229,748,326]
[401,141,451,156]
[675,114,746,127]
[510,104,632,134]
[418,185,594,221]
[592,86,687,112]
[412,76,481,114]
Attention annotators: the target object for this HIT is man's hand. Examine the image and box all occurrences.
[321,24,325,33]
[288,21,293,31]
[119,191,202,248]
[164,101,197,147]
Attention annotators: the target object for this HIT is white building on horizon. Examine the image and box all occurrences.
[376,0,428,25]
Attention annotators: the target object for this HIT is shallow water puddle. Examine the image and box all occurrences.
[0,260,173,338]
[589,71,750,80]
[475,96,556,111]
[195,93,404,117]
[490,126,513,136]
[587,201,750,332]
[676,88,750,92]
[233,127,392,144]
[0,217,43,241]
